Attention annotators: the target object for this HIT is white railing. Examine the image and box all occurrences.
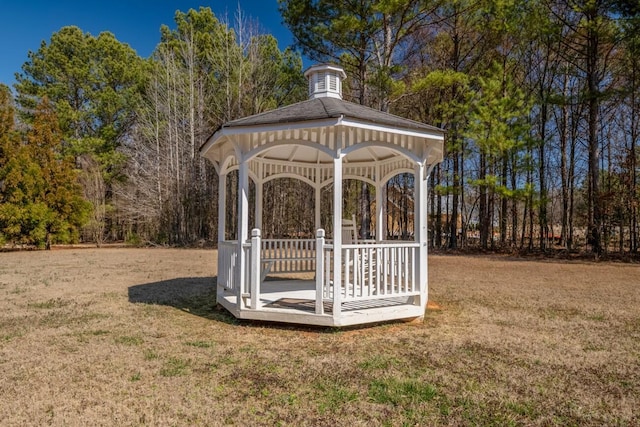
[321,242,419,302]
[260,238,316,275]
[220,230,419,315]
[218,241,239,292]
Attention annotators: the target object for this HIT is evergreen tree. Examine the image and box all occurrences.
[15,27,145,167]
[465,62,531,249]
[0,95,88,248]
[26,97,90,247]
[279,0,434,111]
[14,26,145,242]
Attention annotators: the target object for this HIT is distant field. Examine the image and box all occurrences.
[0,248,638,426]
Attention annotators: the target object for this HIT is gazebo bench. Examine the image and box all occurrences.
[259,256,316,281]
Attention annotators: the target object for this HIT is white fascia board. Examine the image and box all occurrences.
[217,117,343,137]
[200,117,343,158]
[338,118,445,141]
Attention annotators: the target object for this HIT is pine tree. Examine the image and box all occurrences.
[14,26,145,242]
[465,62,531,249]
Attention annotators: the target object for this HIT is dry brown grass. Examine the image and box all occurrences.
[0,248,638,426]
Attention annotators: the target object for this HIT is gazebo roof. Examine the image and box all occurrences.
[200,64,444,175]
[221,97,442,134]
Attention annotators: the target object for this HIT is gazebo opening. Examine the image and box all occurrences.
[200,64,444,327]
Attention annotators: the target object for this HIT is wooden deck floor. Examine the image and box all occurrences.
[218,279,424,327]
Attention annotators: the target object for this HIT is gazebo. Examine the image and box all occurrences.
[200,64,444,327]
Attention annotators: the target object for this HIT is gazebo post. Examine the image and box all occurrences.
[255,162,263,230]
[255,180,263,230]
[237,159,250,307]
[314,184,322,232]
[218,172,226,245]
[332,154,343,318]
[217,172,226,303]
[414,163,428,313]
[376,181,384,242]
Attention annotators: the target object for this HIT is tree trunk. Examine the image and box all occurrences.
[560,69,569,249]
[500,154,508,246]
[449,136,460,249]
[479,152,488,249]
[586,8,602,255]
[510,150,518,246]
[538,102,548,251]
[630,61,638,253]
[435,164,442,247]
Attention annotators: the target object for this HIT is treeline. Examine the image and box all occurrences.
[280,0,640,255]
[1,2,640,256]
[1,8,305,247]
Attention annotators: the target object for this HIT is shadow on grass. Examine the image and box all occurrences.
[128,277,418,332]
[128,276,238,325]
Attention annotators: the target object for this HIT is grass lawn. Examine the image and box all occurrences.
[0,248,638,426]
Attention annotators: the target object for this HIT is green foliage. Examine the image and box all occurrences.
[464,61,532,206]
[11,25,146,245]
[465,62,530,158]
[412,70,470,93]
[0,96,89,247]
[412,69,471,131]
[279,0,427,108]
[14,26,146,182]
[243,35,307,114]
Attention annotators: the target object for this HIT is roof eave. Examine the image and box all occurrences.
[221,116,343,135]
[338,117,444,141]
[199,117,345,162]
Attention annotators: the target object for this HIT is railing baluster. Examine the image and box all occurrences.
[381,247,387,297]
[250,229,261,310]
[361,247,365,298]
[403,247,408,293]
[315,230,325,314]
[411,247,416,293]
[345,249,351,298]
[377,247,382,294]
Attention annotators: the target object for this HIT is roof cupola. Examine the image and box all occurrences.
[304,64,347,100]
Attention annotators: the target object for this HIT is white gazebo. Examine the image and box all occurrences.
[200,64,444,327]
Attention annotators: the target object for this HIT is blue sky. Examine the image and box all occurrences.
[0,0,296,87]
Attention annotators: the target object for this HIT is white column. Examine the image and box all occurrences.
[255,180,263,230]
[218,173,226,243]
[315,229,325,314]
[414,163,428,313]
[332,154,343,318]
[255,162,263,230]
[376,182,384,242]
[237,158,250,307]
[217,172,227,304]
[315,184,322,232]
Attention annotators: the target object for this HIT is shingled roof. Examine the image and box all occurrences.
[219,97,443,134]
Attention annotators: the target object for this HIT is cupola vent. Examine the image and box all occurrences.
[304,64,347,100]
